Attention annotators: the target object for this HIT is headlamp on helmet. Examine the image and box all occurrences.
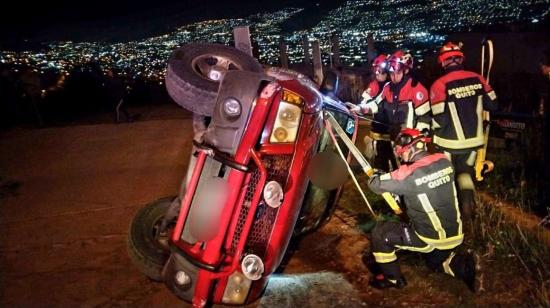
[394,128,430,161]
[388,50,414,73]
[372,54,388,75]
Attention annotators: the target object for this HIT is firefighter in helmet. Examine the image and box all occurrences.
[349,54,396,171]
[430,42,498,221]
[366,128,481,292]
[350,50,432,139]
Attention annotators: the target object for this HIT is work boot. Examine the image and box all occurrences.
[463,251,484,294]
[369,274,407,290]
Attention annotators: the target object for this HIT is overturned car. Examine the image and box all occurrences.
[127,43,357,306]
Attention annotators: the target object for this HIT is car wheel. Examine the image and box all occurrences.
[165,43,263,116]
[127,196,176,281]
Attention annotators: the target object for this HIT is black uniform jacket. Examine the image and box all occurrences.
[368,152,463,249]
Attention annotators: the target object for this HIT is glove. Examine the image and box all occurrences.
[346,102,361,113]
[366,168,382,178]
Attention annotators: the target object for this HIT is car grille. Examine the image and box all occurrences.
[229,155,292,256]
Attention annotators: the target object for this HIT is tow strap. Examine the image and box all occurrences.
[324,112,402,216]
[475,39,495,181]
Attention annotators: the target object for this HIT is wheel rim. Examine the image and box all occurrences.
[191,54,244,82]
[150,215,174,251]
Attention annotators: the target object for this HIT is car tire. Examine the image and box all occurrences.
[127,196,176,281]
[165,43,263,116]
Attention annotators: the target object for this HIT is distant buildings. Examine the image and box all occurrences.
[1,1,548,82]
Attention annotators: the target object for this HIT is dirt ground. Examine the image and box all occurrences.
[0,106,538,307]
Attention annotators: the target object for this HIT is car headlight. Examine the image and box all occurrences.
[269,101,302,143]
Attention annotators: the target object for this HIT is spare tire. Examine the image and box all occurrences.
[165,43,263,116]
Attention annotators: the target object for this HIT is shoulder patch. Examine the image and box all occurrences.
[416,91,424,101]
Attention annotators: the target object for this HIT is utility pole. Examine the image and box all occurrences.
[312,40,324,85]
[330,33,341,67]
[367,33,375,63]
[302,35,311,66]
[279,38,289,68]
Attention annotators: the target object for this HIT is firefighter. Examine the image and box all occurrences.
[430,42,498,220]
[350,50,432,139]
[349,54,396,171]
[366,128,481,292]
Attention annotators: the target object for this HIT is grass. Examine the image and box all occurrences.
[470,198,549,306]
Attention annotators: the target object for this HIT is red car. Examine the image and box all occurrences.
[128,43,357,306]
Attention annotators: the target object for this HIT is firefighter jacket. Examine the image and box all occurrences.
[368,152,463,250]
[360,80,391,134]
[430,67,498,151]
[361,76,431,134]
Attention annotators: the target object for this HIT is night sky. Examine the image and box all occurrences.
[0,0,339,48]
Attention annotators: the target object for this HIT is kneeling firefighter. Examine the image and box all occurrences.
[366,128,481,292]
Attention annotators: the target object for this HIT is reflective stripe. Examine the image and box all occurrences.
[432,102,445,115]
[432,119,441,129]
[416,232,464,250]
[380,173,392,181]
[373,251,397,263]
[443,151,452,161]
[406,101,414,128]
[476,95,483,139]
[418,193,446,239]
[457,173,475,190]
[415,102,431,116]
[374,92,384,104]
[442,251,456,277]
[433,134,484,149]
[369,131,391,141]
[452,185,462,235]
[416,122,430,131]
[362,90,373,100]
[466,150,477,166]
[487,90,497,100]
[395,243,434,253]
[365,101,379,113]
[448,102,466,140]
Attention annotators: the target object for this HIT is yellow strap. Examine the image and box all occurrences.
[382,193,402,215]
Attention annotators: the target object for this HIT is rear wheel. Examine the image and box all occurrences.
[127,196,176,281]
[165,43,263,116]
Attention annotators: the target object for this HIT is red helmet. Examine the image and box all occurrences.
[387,50,413,73]
[372,54,388,74]
[437,42,464,64]
[394,128,430,161]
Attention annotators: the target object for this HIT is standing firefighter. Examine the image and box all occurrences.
[350,54,396,171]
[366,128,481,292]
[351,51,432,138]
[430,42,498,220]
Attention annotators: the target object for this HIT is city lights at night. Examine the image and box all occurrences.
[1,1,548,81]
